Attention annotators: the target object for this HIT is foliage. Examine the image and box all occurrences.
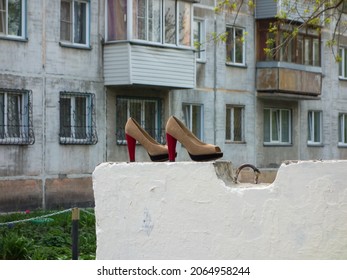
[211,0,347,61]
[0,209,96,260]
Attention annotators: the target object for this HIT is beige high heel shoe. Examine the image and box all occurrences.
[125,118,170,162]
[165,116,223,162]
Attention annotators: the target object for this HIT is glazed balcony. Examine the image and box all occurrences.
[104,42,195,89]
[104,0,197,89]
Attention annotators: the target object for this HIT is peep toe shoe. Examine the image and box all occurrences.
[165,116,223,162]
[125,118,171,162]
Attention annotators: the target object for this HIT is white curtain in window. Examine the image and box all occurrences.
[8,0,22,36]
[74,1,87,44]
[178,1,190,46]
[164,0,175,44]
[133,0,160,42]
[271,110,279,141]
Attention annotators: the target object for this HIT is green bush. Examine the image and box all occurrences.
[0,232,33,260]
[0,209,96,260]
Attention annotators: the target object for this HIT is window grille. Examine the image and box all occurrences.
[0,88,34,145]
[116,96,165,144]
[59,91,97,145]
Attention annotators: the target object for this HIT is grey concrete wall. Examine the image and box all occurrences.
[0,0,106,210]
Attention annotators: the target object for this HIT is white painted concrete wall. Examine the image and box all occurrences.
[93,160,347,259]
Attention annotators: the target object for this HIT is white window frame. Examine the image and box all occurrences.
[106,0,193,48]
[264,108,292,145]
[308,110,322,145]
[60,0,90,48]
[338,113,347,147]
[339,47,347,79]
[0,0,26,39]
[193,18,206,62]
[226,26,246,66]
[183,103,204,140]
[225,105,245,143]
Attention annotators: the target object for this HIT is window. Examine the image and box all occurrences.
[339,47,347,79]
[107,0,193,47]
[226,26,245,65]
[177,0,191,46]
[0,0,26,39]
[0,89,34,145]
[133,0,161,42]
[183,103,203,140]
[257,20,321,66]
[107,0,127,41]
[226,105,244,142]
[279,34,320,66]
[60,0,90,47]
[59,92,97,144]
[116,97,163,144]
[338,113,347,146]
[264,108,291,144]
[308,111,322,145]
[193,18,205,61]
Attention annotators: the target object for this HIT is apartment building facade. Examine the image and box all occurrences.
[1,0,347,211]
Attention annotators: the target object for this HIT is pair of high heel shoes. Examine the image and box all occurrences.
[125,116,223,162]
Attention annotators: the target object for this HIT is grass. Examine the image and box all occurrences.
[0,208,96,260]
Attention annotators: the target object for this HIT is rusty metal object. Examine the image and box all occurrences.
[234,164,261,184]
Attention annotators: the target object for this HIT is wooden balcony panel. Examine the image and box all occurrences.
[257,67,321,99]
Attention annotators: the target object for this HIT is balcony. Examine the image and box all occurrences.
[256,62,322,100]
[104,42,195,89]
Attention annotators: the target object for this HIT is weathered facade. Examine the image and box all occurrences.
[1,0,347,211]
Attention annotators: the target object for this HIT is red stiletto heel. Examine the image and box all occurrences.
[125,133,136,162]
[165,116,223,161]
[166,133,177,162]
[125,118,174,162]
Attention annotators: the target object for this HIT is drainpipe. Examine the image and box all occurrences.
[213,0,217,145]
[41,0,47,209]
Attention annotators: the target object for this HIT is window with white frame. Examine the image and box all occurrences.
[0,0,26,39]
[226,26,245,65]
[226,105,244,142]
[308,111,322,145]
[339,47,347,79]
[0,89,34,145]
[338,113,347,146]
[193,18,206,61]
[183,103,203,140]
[59,92,97,144]
[116,97,164,144]
[264,108,291,144]
[107,0,192,47]
[60,0,90,46]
